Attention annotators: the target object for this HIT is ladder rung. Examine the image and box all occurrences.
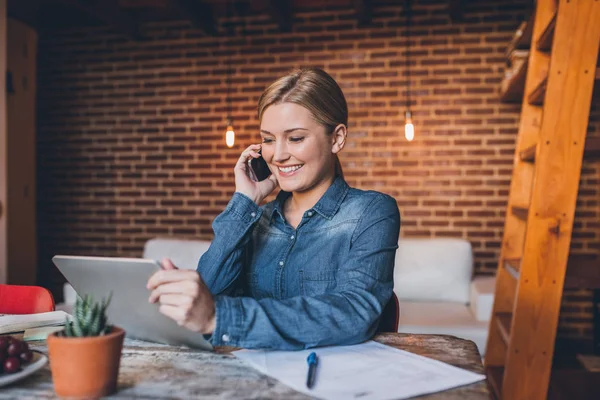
[536,12,557,51]
[518,137,600,163]
[486,366,504,399]
[511,205,529,220]
[519,143,537,162]
[496,312,512,345]
[501,256,600,288]
[504,17,533,59]
[527,77,547,105]
[500,58,528,103]
[504,258,521,279]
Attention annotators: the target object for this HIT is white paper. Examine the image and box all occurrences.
[233,340,485,400]
[0,311,72,334]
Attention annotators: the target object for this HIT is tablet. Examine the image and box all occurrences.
[51,255,213,351]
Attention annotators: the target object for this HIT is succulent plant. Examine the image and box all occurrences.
[62,294,113,337]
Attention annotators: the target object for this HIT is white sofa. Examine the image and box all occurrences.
[393,238,494,355]
[61,237,495,354]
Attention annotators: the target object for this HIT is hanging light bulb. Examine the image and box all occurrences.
[403,0,415,142]
[404,110,414,142]
[224,0,235,149]
[225,118,235,148]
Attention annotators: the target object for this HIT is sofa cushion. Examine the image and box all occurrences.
[396,300,489,354]
[143,238,211,270]
[393,238,473,303]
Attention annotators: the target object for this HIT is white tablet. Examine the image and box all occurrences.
[51,255,213,351]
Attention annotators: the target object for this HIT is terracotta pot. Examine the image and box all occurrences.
[47,326,125,399]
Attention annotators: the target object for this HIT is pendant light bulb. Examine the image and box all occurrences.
[404,110,414,142]
[225,120,235,148]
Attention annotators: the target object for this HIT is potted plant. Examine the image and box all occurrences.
[47,294,124,399]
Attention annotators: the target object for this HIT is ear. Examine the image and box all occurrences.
[331,124,347,155]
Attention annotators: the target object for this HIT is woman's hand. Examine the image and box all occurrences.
[234,143,279,205]
[147,258,216,334]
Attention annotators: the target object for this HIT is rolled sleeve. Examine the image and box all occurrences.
[225,192,262,222]
[209,296,244,346]
[197,192,262,296]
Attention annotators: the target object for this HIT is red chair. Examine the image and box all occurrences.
[0,284,55,314]
[378,292,400,333]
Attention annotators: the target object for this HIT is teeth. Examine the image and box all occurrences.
[279,165,303,173]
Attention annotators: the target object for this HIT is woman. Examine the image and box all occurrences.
[147,67,401,350]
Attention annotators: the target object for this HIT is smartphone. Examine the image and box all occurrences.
[249,149,272,182]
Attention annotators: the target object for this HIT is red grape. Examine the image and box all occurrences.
[19,351,33,364]
[7,342,21,357]
[3,357,20,374]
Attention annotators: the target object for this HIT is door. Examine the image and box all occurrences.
[0,0,7,284]
[6,17,37,285]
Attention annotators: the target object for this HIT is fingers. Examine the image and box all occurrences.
[235,144,262,170]
[148,280,201,303]
[158,304,187,326]
[147,269,200,290]
[161,258,178,270]
[153,293,192,307]
[152,282,216,334]
[267,173,279,187]
[255,173,279,195]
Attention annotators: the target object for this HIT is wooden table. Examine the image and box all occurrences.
[0,333,490,399]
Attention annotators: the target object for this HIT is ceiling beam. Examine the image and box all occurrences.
[354,0,372,26]
[266,0,292,33]
[69,0,142,39]
[449,0,463,22]
[174,0,218,36]
[119,0,166,6]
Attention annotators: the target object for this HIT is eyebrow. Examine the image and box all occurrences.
[260,128,309,135]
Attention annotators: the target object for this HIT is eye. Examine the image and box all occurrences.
[289,137,304,143]
[261,138,273,144]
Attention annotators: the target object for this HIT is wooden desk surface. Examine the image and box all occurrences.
[0,333,490,399]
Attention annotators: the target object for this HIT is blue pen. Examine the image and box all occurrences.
[306,352,318,389]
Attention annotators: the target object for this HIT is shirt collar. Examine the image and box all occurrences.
[268,175,349,223]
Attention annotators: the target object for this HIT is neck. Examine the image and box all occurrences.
[287,173,337,214]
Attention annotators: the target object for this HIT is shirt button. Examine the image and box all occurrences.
[307,211,313,217]
[222,334,230,342]
[251,212,256,218]
[279,261,284,266]
[290,235,295,240]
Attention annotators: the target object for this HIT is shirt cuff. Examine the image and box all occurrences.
[226,192,262,223]
[209,296,243,347]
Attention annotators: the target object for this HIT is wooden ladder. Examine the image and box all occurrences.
[484,0,600,399]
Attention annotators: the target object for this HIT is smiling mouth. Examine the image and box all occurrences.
[278,165,304,174]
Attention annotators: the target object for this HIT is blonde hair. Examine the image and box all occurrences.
[257,67,347,178]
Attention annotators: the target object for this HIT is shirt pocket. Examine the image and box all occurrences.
[299,269,337,296]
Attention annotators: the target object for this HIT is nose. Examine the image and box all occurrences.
[272,140,290,164]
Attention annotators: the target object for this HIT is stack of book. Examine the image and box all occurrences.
[0,311,72,340]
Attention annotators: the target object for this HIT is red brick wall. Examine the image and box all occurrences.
[36,0,599,341]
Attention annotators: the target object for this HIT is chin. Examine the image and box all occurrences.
[278,181,299,193]
[278,177,306,193]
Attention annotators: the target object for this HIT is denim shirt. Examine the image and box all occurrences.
[197,176,400,350]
